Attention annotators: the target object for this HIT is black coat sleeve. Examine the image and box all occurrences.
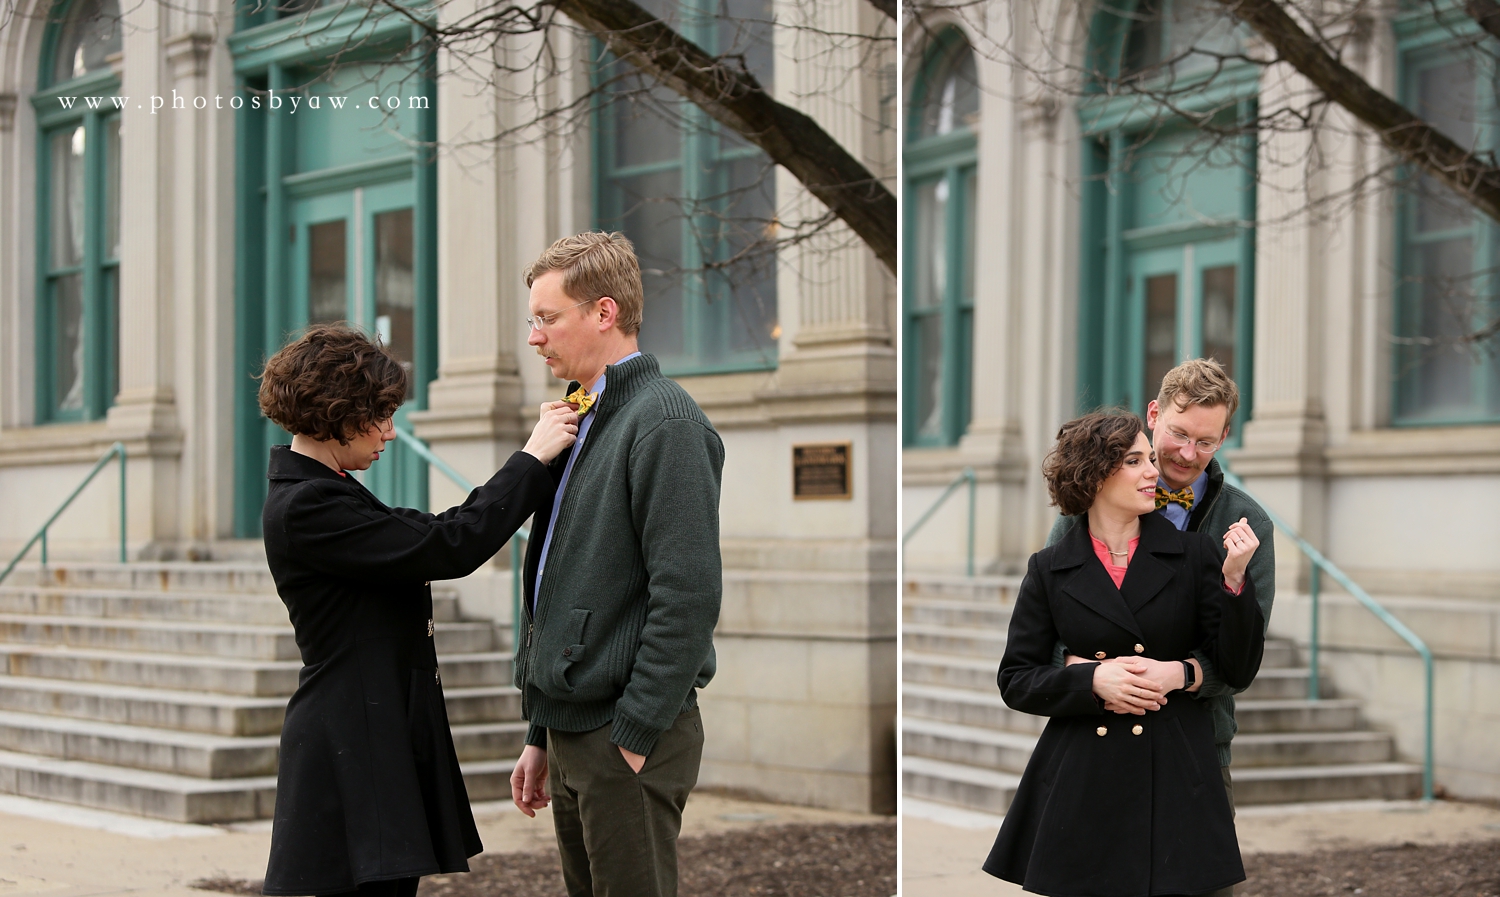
[1192,540,1266,690]
[998,554,1105,717]
[283,451,555,585]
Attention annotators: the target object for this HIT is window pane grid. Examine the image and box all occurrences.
[593,3,778,376]
[1395,38,1500,424]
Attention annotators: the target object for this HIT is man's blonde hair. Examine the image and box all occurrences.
[524,232,644,336]
[1156,358,1240,421]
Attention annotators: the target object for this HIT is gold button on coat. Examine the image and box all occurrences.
[427,618,435,637]
[1132,724,1144,735]
[1133,644,1145,654]
[1094,651,1106,659]
[1096,726,1107,736]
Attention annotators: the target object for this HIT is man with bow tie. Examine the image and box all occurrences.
[508,232,725,897]
[1047,358,1274,894]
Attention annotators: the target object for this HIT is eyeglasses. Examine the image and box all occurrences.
[525,298,598,332]
[1161,425,1225,455]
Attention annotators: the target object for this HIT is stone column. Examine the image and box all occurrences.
[1227,61,1329,590]
[694,0,896,813]
[106,4,185,557]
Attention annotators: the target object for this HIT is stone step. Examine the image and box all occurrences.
[1260,639,1298,669]
[902,683,1047,735]
[1230,762,1424,804]
[0,747,278,822]
[31,563,280,595]
[0,745,524,823]
[0,677,287,736]
[0,709,279,778]
[0,586,461,625]
[0,648,301,697]
[902,755,1022,815]
[903,598,1013,630]
[1232,698,1364,734]
[903,652,997,692]
[440,685,523,725]
[0,614,298,661]
[0,676,520,736]
[903,575,1023,604]
[0,615,494,660]
[1230,731,1396,768]
[0,648,511,696]
[903,624,1006,659]
[1240,668,1327,701]
[902,717,1037,773]
[450,722,529,763]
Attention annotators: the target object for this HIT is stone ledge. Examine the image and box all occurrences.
[0,421,181,468]
[1270,591,1500,661]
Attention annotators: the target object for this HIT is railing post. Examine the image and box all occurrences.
[40,529,47,568]
[117,443,127,564]
[1308,563,1320,701]
[1423,653,1434,801]
[965,468,976,578]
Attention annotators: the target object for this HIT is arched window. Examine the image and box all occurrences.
[32,0,123,422]
[1393,15,1500,423]
[593,0,779,376]
[904,30,977,447]
[1076,0,1256,433]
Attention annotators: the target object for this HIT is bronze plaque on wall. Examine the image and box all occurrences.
[793,442,852,500]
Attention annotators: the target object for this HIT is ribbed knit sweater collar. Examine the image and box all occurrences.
[566,352,661,419]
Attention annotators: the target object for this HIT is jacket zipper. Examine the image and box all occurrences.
[519,394,612,707]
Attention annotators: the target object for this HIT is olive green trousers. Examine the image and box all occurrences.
[547,708,704,897]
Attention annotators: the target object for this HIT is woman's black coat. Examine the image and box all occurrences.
[983,511,1265,897]
[260,446,554,896]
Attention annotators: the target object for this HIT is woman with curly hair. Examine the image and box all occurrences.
[983,410,1265,897]
[256,324,578,897]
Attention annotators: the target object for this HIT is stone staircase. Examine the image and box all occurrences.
[903,574,1424,814]
[0,562,527,822]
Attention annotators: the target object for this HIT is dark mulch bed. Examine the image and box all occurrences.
[1241,840,1500,897]
[190,821,896,897]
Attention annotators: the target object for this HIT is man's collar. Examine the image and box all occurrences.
[565,353,658,412]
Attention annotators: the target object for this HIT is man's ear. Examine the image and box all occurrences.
[595,297,620,332]
[1145,399,1160,429]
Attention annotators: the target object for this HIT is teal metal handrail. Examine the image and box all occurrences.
[0,442,127,587]
[1220,467,1434,801]
[902,467,977,577]
[393,427,529,638]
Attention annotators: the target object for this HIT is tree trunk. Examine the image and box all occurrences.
[1220,0,1500,223]
[553,0,897,274]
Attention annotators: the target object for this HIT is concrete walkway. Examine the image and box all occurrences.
[0,791,881,896]
[902,796,1500,897]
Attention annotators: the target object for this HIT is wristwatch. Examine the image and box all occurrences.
[1180,659,1195,691]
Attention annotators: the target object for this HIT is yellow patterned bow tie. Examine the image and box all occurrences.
[1155,484,1194,511]
[564,387,596,415]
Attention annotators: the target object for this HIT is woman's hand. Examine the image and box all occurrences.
[1091,659,1168,715]
[522,401,580,463]
[1221,517,1259,593]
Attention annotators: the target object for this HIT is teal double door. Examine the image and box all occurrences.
[1127,238,1242,410]
[285,178,426,508]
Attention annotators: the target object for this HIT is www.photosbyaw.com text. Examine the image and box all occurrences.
[54,89,429,114]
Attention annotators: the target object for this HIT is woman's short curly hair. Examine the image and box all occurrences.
[1042,410,1147,517]
[257,324,408,444]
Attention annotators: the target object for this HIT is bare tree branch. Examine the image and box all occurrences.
[551,0,897,273]
[1464,0,1500,43]
[1219,0,1500,223]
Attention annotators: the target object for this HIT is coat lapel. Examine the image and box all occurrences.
[1119,512,1184,614]
[1053,520,1145,641]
